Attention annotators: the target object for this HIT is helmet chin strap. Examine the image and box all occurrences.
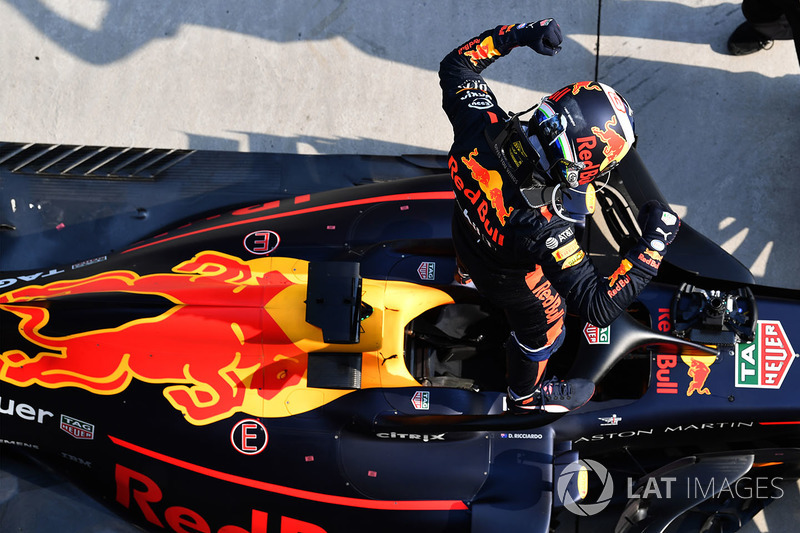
[520,183,556,209]
[550,184,583,223]
[520,183,582,223]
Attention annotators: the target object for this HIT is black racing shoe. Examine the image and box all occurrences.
[507,377,595,414]
[727,22,773,56]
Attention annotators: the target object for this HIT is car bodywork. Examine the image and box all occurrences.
[1,141,798,532]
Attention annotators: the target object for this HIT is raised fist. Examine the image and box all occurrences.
[521,19,563,56]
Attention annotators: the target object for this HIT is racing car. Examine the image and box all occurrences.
[0,140,798,532]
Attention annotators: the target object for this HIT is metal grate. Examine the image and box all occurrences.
[0,142,194,180]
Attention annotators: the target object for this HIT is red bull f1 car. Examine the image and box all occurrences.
[0,141,798,532]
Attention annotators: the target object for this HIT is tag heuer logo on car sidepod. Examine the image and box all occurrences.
[417,262,436,281]
[736,320,798,389]
[60,415,95,440]
[412,391,430,410]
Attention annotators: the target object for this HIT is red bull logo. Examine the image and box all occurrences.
[0,252,351,425]
[461,149,513,226]
[637,249,663,270]
[571,81,602,95]
[607,259,633,298]
[656,354,715,396]
[463,36,501,66]
[591,116,630,171]
[607,259,632,288]
[683,355,715,396]
[549,81,602,102]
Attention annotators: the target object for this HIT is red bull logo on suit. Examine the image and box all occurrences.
[461,149,514,226]
[448,152,508,247]
[462,36,501,66]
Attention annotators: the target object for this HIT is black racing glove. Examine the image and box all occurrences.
[626,200,681,276]
[520,19,563,56]
[638,200,680,252]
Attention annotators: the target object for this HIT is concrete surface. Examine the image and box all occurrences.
[1,0,798,289]
[0,1,798,532]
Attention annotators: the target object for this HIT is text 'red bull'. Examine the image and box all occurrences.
[607,260,633,298]
[525,267,566,346]
[0,252,310,425]
[574,116,631,185]
[449,155,507,247]
[116,464,326,532]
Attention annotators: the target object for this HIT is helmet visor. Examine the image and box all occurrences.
[529,103,587,187]
[536,112,568,146]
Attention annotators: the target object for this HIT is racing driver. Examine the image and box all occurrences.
[439,19,681,414]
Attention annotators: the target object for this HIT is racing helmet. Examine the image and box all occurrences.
[528,81,636,189]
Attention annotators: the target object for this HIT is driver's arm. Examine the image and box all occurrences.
[529,199,680,327]
[528,214,659,328]
[438,20,562,128]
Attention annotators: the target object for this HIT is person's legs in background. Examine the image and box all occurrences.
[728,0,800,67]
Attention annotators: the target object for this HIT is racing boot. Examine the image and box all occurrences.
[727,21,773,56]
[453,260,475,288]
[507,377,594,414]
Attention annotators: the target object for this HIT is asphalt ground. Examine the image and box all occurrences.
[0,1,798,532]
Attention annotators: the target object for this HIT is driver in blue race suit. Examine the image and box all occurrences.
[439,19,681,414]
